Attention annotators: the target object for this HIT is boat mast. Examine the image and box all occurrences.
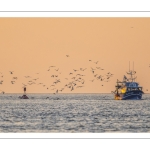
[127,61,136,82]
[133,61,134,82]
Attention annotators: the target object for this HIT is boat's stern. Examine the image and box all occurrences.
[114,94,122,100]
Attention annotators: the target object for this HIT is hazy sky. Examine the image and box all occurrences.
[0,18,150,93]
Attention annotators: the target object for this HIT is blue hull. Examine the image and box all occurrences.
[122,90,143,100]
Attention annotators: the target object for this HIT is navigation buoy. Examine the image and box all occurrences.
[19,86,29,99]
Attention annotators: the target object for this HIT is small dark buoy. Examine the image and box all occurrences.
[20,95,29,99]
[19,86,29,99]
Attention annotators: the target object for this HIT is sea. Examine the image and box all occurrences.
[0,93,150,133]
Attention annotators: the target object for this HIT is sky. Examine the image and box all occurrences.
[0,18,150,93]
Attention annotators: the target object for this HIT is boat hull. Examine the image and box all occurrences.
[115,90,143,100]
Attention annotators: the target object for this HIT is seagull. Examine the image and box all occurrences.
[33,78,39,81]
[97,75,102,79]
[91,67,96,71]
[66,55,69,57]
[76,86,84,88]
[59,88,64,92]
[71,86,74,91]
[11,81,15,84]
[0,90,5,94]
[38,83,43,85]
[9,71,14,74]
[73,69,78,72]
[94,74,98,77]
[24,76,31,78]
[82,68,87,71]
[91,70,94,74]
[94,61,99,64]
[76,74,82,76]
[22,83,27,86]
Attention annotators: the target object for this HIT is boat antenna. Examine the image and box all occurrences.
[133,61,134,82]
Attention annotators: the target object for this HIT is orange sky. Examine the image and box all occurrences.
[0,18,150,93]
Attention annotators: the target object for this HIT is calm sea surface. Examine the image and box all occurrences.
[0,93,150,133]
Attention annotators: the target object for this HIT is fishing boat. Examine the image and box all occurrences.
[112,62,144,100]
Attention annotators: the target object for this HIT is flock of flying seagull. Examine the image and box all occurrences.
[1,56,150,94]
[0,55,115,94]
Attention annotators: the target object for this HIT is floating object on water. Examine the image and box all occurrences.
[20,95,29,99]
[19,86,29,99]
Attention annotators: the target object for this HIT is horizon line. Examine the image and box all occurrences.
[1,11,150,12]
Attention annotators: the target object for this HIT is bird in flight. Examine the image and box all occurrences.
[94,61,99,64]
[11,81,15,84]
[73,69,78,72]
[90,79,94,82]
[55,68,59,71]
[0,90,5,94]
[9,71,14,74]
[33,78,39,81]
[76,86,84,88]
[24,76,31,78]
[66,55,69,57]
[38,83,43,85]
[82,68,87,71]
[22,83,27,86]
